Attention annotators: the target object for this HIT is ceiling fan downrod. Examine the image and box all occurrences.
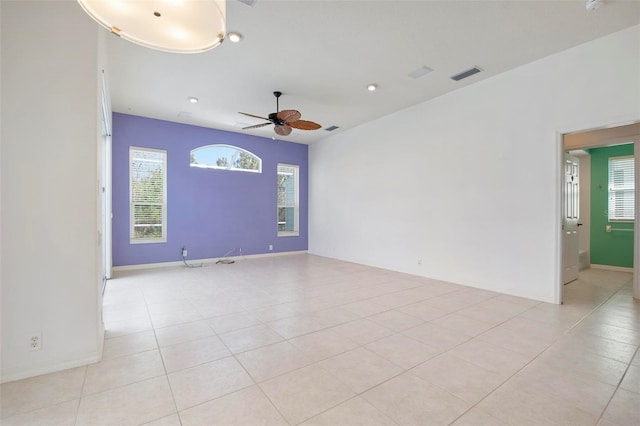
[273,91,282,112]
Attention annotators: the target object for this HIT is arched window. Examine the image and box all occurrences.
[190,144,262,173]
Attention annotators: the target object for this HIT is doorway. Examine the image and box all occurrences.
[559,122,640,303]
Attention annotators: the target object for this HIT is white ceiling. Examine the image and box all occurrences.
[106,0,640,144]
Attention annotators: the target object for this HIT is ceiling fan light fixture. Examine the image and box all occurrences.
[77,0,226,54]
[367,84,378,92]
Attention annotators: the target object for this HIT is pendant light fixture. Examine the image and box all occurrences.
[77,0,226,54]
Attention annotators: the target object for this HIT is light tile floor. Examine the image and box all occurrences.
[2,254,639,425]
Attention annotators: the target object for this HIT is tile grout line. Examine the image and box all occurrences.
[447,280,638,425]
[140,278,183,426]
[594,350,639,426]
[7,262,632,424]
[104,273,579,424]
[171,308,292,425]
[593,324,640,425]
[73,367,88,426]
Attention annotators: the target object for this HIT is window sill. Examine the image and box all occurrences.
[130,238,167,245]
[278,232,299,238]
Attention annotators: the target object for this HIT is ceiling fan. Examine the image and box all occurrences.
[239,91,321,136]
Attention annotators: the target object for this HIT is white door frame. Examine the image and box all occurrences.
[100,70,113,284]
[556,119,640,304]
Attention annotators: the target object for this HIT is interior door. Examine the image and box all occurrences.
[100,71,112,292]
[100,133,108,293]
[563,154,580,284]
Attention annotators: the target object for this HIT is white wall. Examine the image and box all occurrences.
[1,2,102,382]
[309,25,640,303]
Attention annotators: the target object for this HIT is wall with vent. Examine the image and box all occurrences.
[309,25,640,303]
[111,113,308,267]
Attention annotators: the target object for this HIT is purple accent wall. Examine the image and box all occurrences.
[112,113,308,266]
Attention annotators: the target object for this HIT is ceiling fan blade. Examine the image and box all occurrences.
[239,112,270,121]
[242,122,273,130]
[288,119,322,131]
[274,125,292,136]
[277,110,301,123]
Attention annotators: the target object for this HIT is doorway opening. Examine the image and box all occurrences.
[560,122,640,303]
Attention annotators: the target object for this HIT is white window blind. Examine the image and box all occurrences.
[277,164,299,236]
[130,147,167,243]
[608,155,634,221]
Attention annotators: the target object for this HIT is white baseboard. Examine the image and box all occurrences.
[590,264,634,272]
[113,250,308,272]
[1,353,101,384]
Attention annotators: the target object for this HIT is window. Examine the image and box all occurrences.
[608,155,634,221]
[130,147,167,243]
[190,144,261,173]
[277,164,299,236]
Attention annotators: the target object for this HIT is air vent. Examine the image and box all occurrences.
[177,111,192,119]
[408,66,434,79]
[450,66,482,81]
[325,125,339,132]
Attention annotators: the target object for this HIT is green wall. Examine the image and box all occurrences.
[590,144,634,268]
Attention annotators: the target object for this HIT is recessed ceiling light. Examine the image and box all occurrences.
[228,32,243,43]
[367,84,378,92]
[188,97,199,103]
[586,0,604,11]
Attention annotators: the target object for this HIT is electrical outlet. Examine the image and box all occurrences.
[269,245,273,251]
[29,333,42,351]
[182,247,188,257]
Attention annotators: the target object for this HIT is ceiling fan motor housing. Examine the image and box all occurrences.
[268,112,286,125]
